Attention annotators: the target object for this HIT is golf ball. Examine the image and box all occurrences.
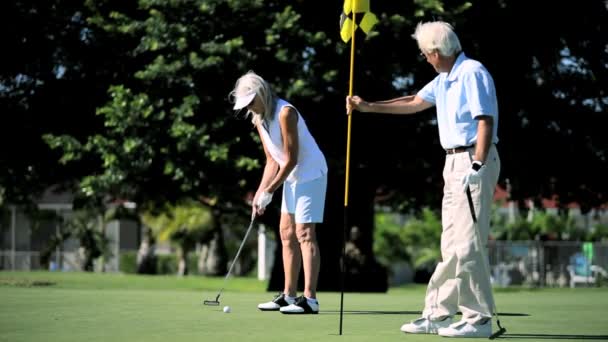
[223,306,231,313]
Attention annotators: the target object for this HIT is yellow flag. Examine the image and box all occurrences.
[340,0,378,43]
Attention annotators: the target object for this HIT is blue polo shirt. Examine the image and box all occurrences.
[417,52,499,149]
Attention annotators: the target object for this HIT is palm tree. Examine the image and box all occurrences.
[141,200,213,276]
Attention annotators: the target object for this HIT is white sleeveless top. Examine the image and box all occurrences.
[258,98,328,183]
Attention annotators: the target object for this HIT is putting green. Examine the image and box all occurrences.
[1,272,607,341]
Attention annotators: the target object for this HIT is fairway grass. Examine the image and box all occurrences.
[1,272,608,342]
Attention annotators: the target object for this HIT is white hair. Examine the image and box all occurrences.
[230,71,276,126]
[412,21,462,57]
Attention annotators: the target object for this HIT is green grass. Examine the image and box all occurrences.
[1,272,608,342]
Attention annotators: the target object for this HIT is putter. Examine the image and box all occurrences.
[466,186,507,339]
[204,215,257,306]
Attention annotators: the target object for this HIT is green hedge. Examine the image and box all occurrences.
[120,252,137,274]
[119,251,201,275]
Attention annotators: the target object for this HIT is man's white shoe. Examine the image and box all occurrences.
[400,317,452,334]
[438,319,492,338]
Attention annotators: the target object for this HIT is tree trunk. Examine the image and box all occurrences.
[136,227,157,274]
[78,246,94,271]
[176,246,188,276]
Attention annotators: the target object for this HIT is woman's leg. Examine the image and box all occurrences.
[297,222,320,299]
[280,212,300,297]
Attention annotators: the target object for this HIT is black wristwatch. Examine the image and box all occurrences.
[472,161,484,171]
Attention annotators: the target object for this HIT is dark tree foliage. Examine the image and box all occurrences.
[0,0,140,205]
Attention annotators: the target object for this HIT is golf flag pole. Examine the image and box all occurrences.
[340,1,357,336]
[338,0,378,335]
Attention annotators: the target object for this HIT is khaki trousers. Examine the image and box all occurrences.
[422,145,500,324]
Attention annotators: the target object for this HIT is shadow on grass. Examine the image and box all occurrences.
[327,332,607,339]
[501,334,608,340]
[0,279,56,287]
[322,310,529,316]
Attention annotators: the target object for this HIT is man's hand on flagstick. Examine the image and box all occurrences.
[346,95,368,114]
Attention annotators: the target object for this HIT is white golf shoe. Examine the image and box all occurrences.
[438,319,492,338]
[400,316,452,334]
[279,296,319,314]
[257,293,295,311]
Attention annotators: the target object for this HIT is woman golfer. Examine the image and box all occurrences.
[230,71,328,314]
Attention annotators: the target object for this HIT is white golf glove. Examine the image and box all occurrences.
[462,161,485,192]
[256,191,274,210]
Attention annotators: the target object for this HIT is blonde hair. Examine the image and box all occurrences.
[412,21,462,57]
[230,71,276,126]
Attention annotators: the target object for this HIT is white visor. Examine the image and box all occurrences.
[233,92,256,110]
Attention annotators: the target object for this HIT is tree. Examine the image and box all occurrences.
[0,0,140,205]
[374,208,442,283]
[64,209,111,271]
[141,200,213,276]
[36,208,110,272]
[463,0,608,214]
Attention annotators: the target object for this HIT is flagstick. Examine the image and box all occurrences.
[340,3,357,336]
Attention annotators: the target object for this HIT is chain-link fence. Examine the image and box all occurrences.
[488,241,608,288]
[0,251,100,272]
[3,241,607,289]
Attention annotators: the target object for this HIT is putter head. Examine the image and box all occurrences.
[203,300,220,306]
[204,294,221,306]
[489,327,506,340]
